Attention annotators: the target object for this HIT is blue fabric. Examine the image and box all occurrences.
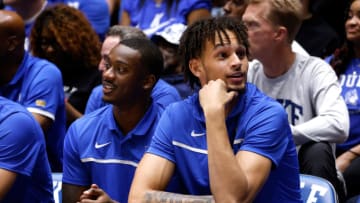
[63,103,162,203]
[148,83,302,202]
[120,0,211,37]
[64,0,110,40]
[325,56,360,151]
[0,97,54,203]
[85,79,181,114]
[0,52,66,172]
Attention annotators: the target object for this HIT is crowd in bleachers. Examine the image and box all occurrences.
[1,0,360,202]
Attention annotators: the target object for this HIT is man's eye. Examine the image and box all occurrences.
[218,52,228,59]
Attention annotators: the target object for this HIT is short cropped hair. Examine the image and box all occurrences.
[106,25,147,41]
[178,16,249,89]
[248,0,303,43]
[119,38,163,80]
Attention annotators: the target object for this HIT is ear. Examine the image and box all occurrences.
[143,74,156,91]
[189,58,202,78]
[273,26,287,42]
[7,35,19,52]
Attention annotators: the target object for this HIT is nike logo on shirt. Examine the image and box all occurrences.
[191,130,205,137]
[95,142,111,149]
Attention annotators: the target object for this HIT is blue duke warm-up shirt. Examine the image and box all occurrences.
[63,103,163,203]
[148,83,302,203]
[0,52,66,172]
[0,97,54,203]
[85,79,181,113]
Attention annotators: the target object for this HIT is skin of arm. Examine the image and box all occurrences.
[336,144,360,172]
[65,101,83,126]
[199,79,272,203]
[31,113,53,134]
[187,9,211,25]
[119,10,131,26]
[62,183,88,203]
[0,169,17,200]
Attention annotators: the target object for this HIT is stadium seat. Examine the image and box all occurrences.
[300,174,338,203]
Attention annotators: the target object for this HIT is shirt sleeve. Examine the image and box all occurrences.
[0,112,43,176]
[291,59,349,145]
[24,62,64,121]
[62,123,90,186]
[240,101,291,167]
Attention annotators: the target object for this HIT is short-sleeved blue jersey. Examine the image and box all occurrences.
[0,97,54,203]
[0,52,66,172]
[120,0,211,37]
[148,83,302,202]
[63,103,163,203]
[85,79,181,114]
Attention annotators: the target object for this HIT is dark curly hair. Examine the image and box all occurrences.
[29,4,101,72]
[178,16,249,89]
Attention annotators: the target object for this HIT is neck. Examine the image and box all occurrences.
[112,98,151,135]
[0,51,24,85]
[261,47,296,78]
[13,0,46,22]
[353,42,360,58]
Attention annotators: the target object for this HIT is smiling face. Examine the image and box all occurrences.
[346,0,360,43]
[191,30,248,93]
[102,44,147,106]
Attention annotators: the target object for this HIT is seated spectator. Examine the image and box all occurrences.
[0,96,54,203]
[0,10,65,172]
[295,0,342,58]
[63,0,110,41]
[243,0,349,201]
[222,0,309,57]
[326,0,360,199]
[29,4,102,127]
[85,25,181,114]
[119,0,212,37]
[3,0,48,49]
[151,23,195,98]
[62,38,174,203]
[81,16,302,203]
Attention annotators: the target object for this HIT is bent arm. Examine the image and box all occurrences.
[292,64,349,145]
[128,153,176,203]
[0,169,17,200]
[31,113,53,134]
[205,108,272,203]
[187,8,211,25]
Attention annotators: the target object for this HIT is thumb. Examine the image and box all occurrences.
[227,91,238,101]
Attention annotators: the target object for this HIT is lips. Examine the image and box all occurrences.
[102,81,115,94]
[227,72,245,84]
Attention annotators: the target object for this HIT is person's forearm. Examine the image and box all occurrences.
[142,191,214,203]
[204,109,248,202]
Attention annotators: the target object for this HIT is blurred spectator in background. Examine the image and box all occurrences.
[3,0,48,49]
[151,23,195,98]
[326,0,360,199]
[85,25,181,114]
[119,0,212,37]
[29,4,102,127]
[0,10,65,172]
[63,0,110,41]
[295,0,346,58]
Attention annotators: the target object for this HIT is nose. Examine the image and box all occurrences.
[102,66,115,80]
[98,59,106,72]
[230,53,242,70]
